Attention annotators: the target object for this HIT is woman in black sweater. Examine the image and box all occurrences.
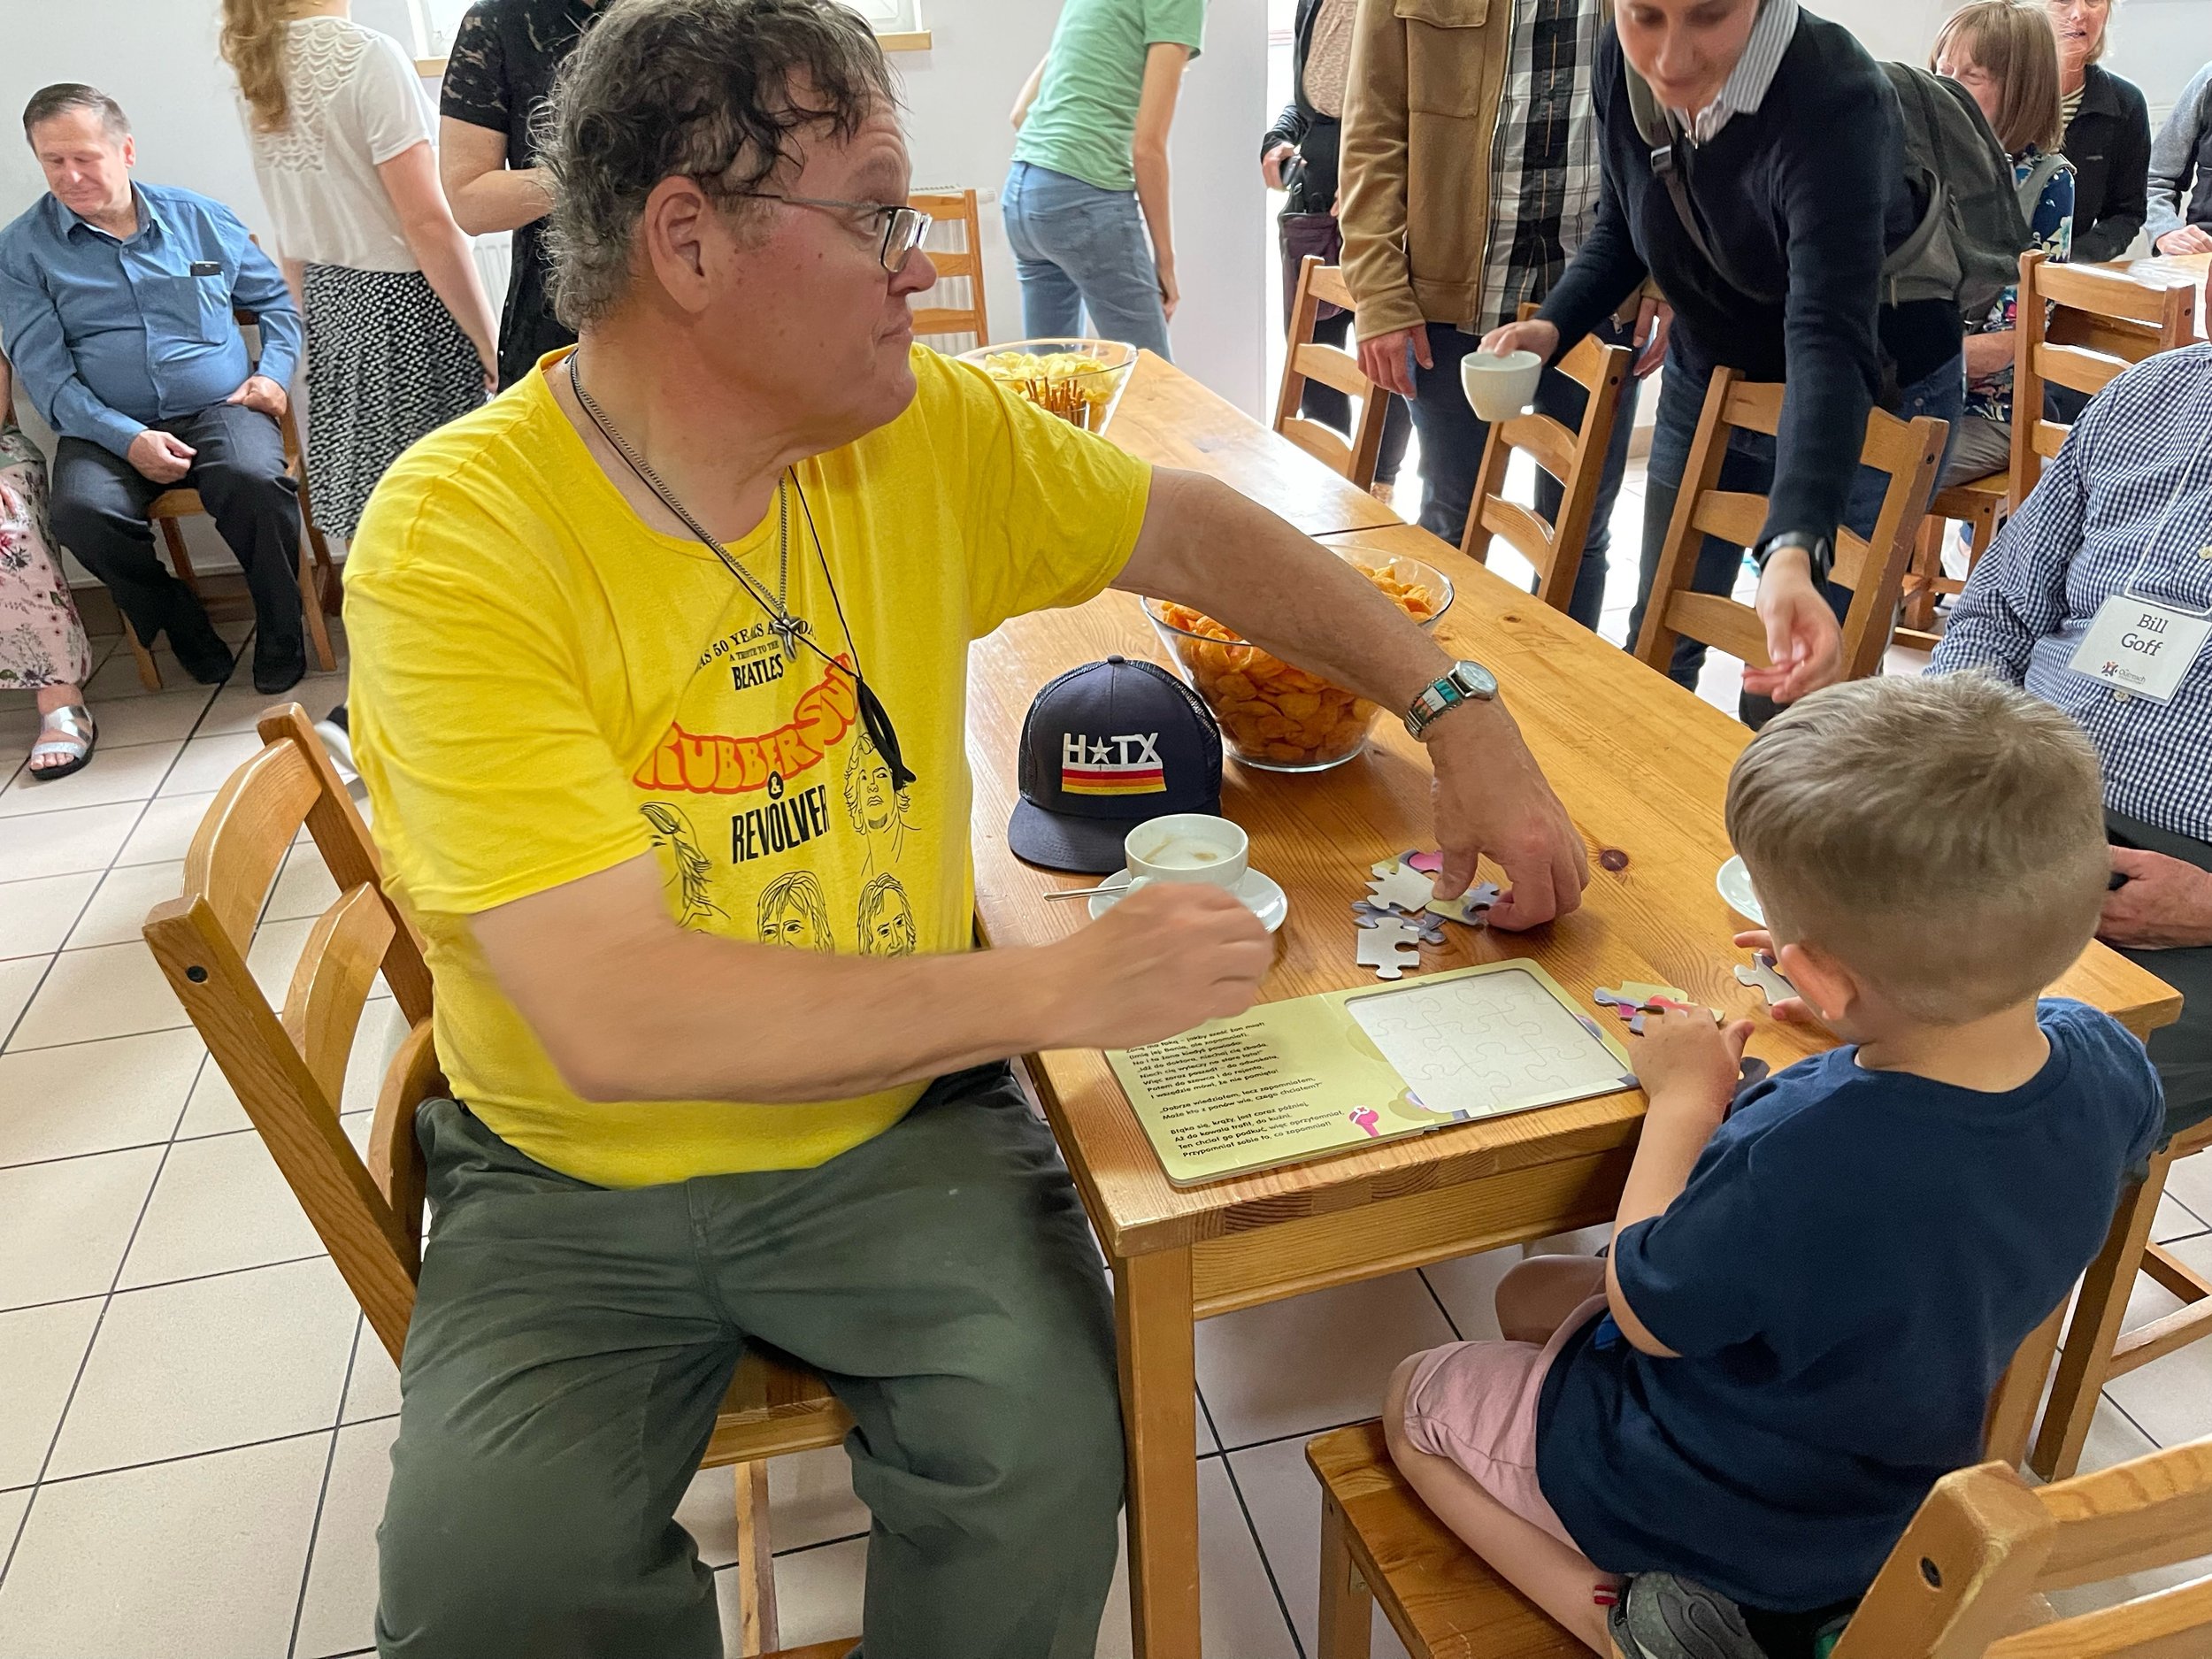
[1484,0,1964,710]
[2046,0,2151,262]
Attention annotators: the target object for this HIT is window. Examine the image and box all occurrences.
[405,0,918,58]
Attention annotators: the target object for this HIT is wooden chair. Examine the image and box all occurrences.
[909,188,989,349]
[1901,253,2198,649]
[1302,1302,2080,1659]
[141,706,854,1659]
[1271,257,1394,492]
[126,305,340,692]
[1634,368,1947,689]
[1461,303,1632,615]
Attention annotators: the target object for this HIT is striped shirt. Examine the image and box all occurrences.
[1671,0,1800,145]
[1478,0,1605,331]
[1932,344,2212,842]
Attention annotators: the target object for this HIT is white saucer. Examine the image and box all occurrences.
[1716,855,1765,926]
[1087,868,1291,932]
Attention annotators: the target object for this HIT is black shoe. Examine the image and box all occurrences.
[254,643,307,696]
[168,614,236,686]
[1608,1574,1766,1659]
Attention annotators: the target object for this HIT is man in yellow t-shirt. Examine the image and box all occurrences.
[349,4,1590,1655]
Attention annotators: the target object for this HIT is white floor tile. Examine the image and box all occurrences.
[204,676,344,737]
[2165,1149,2212,1230]
[84,646,202,700]
[0,1029,204,1166]
[114,788,216,865]
[176,1053,252,1139]
[157,730,265,798]
[0,956,44,1041]
[1418,1246,1525,1343]
[342,1317,403,1423]
[0,1144,162,1311]
[679,1442,871,1571]
[0,1297,103,1489]
[0,1432,327,1659]
[0,1486,26,1548]
[119,1127,328,1288]
[0,801,142,880]
[2154,1193,2209,1246]
[46,1256,357,1479]
[81,687,215,749]
[9,937,191,1049]
[721,1535,867,1653]
[65,857,187,949]
[0,872,100,959]
[266,840,343,922]
[2097,1233,2212,1449]
[294,1415,398,1659]
[1227,1434,1414,1659]
[1094,1458,1300,1659]
[1196,1271,1455,1451]
[0,738,181,818]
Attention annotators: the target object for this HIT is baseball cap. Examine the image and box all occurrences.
[1009,656,1224,873]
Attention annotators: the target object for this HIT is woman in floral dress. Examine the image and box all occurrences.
[0,348,96,779]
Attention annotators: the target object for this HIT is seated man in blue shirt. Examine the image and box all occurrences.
[1933,341,2212,1147]
[0,83,308,694]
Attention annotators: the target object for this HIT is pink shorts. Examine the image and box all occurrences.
[1396,1294,1608,1548]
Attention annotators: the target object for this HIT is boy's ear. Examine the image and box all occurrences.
[1774,938,1856,1024]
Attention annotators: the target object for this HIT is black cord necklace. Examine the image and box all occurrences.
[566,353,915,791]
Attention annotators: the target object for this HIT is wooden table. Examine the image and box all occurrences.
[2106,250,2210,341]
[965,365,2183,1658]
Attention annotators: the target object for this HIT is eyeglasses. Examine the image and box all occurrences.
[732,191,932,273]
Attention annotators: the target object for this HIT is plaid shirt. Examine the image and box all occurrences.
[1932,344,2212,843]
[1477,0,1605,332]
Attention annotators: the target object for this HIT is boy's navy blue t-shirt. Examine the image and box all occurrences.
[1534,1000,2162,1612]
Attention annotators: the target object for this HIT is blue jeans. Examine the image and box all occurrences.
[1001,162,1171,359]
[1628,348,1965,693]
[1406,319,1642,630]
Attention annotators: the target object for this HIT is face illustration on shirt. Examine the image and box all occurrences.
[757,870,834,951]
[843,726,912,864]
[857,874,916,956]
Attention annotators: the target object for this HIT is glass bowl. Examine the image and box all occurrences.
[1144,551,1455,772]
[958,338,1138,434]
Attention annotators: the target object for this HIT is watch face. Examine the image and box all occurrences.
[1454,661,1498,699]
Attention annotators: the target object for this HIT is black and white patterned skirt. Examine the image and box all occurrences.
[303,263,486,539]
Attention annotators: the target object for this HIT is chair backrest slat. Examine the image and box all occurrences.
[1985,1576,2212,1658]
[1636,365,1945,690]
[908,188,988,349]
[280,882,399,1115]
[1271,257,1392,493]
[2034,1441,2212,1590]
[185,741,322,948]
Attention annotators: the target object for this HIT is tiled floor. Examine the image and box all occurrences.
[1,503,2207,1657]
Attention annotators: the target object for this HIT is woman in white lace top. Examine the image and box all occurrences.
[221,0,497,542]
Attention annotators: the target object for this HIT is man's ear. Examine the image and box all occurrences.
[1773,938,1856,1025]
[639,174,716,317]
[121,134,136,170]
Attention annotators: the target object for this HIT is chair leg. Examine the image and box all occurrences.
[297,541,337,672]
[1317,1495,1377,1659]
[121,612,163,692]
[732,1460,779,1658]
[157,515,200,592]
[1901,514,1946,634]
[2031,1149,2172,1481]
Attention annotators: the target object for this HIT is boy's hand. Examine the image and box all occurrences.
[1633,1005,1754,1121]
[1731,929,1824,1028]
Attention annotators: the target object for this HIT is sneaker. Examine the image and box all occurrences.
[312,703,354,777]
[1608,1573,1766,1659]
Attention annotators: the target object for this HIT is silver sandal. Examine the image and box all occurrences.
[27,704,96,781]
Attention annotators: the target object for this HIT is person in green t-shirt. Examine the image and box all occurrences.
[1003,0,1204,357]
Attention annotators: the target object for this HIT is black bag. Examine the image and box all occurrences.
[1624,61,2032,319]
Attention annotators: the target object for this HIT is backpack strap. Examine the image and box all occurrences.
[1624,58,1784,306]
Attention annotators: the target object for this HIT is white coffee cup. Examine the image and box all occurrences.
[1461,349,1544,422]
[1125,813,1249,892]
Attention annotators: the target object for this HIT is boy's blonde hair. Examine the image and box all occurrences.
[1724,674,2108,1024]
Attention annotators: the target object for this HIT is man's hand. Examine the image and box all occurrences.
[1158,259,1180,324]
[1631,298,1671,378]
[227,374,288,419]
[1425,704,1587,930]
[1358,325,1432,398]
[1744,548,1845,703]
[1050,882,1271,1049]
[2100,848,2212,949]
[1633,1005,1754,1121]
[1476,317,1561,366]
[2155,226,2212,256]
[1262,142,1295,189]
[127,429,196,484]
[1962,330,2015,380]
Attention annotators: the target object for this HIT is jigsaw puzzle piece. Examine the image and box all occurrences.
[1734,952,1797,1007]
[1426,880,1500,925]
[1366,861,1440,916]
[1355,918,1423,980]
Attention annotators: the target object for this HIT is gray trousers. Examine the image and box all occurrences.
[2107,811,2212,1143]
[375,1066,1125,1659]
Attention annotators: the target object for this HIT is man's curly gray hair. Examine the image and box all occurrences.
[541,0,896,330]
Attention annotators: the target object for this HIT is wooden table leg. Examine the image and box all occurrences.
[1115,1246,1202,1659]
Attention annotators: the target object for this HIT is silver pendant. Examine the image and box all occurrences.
[771,614,806,660]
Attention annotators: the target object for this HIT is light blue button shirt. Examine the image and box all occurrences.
[0,181,300,459]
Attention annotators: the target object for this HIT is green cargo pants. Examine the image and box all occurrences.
[374,1064,1125,1659]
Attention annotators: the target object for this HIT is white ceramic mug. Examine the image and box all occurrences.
[1461,349,1544,422]
[1125,813,1248,892]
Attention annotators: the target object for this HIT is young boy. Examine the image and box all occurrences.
[1384,674,2164,1659]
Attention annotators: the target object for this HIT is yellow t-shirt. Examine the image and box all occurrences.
[344,346,1151,1187]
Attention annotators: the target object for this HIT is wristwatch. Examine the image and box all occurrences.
[1755,530,1834,587]
[1404,660,1500,740]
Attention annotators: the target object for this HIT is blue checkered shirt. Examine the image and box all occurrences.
[1932,342,2212,843]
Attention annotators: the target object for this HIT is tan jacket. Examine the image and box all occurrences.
[1337,0,1515,342]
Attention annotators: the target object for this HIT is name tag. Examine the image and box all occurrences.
[2069,595,2212,703]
